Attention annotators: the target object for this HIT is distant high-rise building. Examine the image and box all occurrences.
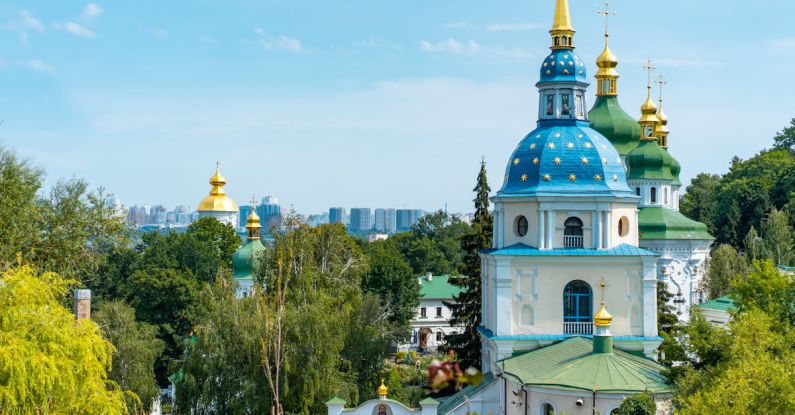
[257,196,282,234]
[374,208,397,233]
[396,209,412,232]
[349,208,371,233]
[308,213,329,227]
[329,207,346,225]
[239,205,255,229]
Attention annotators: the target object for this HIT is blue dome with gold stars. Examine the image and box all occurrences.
[539,49,587,84]
[499,120,633,197]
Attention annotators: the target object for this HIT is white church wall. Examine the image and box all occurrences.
[502,201,541,247]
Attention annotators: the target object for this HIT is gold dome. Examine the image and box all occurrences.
[638,89,660,128]
[549,0,575,49]
[246,210,262,230]
[594,302,613,327]
[197,164,238,213]
[377,378,388,397]
[596,41,618,69]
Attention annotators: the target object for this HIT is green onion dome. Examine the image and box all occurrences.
[667,151,682,186]
[626,138,674,181]
[638,207,713,240]
[232,238,265,280]
[589,96,642,157]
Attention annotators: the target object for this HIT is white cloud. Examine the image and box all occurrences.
[3,10,44,44]
[253,28,303,52]
[420,38,532,59]
[487,22,541,32]
[22,60,55,74]
[82,3,104,21]
[54,22,96,38]
[769,38,795,52]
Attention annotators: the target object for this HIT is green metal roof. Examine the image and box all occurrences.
[437,373,496,415]
[326,397,347,405]
[638,207,713,241]
[697,296,736,312]
[419,275,463,300]
[483,243,658,257]
[500,337,671,394]
[232,238,266,280]
[627,139,675,181]
[589,95,642,157]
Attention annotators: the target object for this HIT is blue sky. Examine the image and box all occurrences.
[1,1,793,213]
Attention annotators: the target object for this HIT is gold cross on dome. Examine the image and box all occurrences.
[643,58,656,89]
[656,74,668,102]
[597,1,616,37]
[599,278,610,302]
[250,195,258,207]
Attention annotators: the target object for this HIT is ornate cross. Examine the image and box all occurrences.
[596,1,616,36]
[656,74,668,101]
[250,195,258,207]
[599,278,610,303]
[643,58,656,88]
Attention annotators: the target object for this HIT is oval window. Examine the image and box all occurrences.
[618,216,630,237]
[515,216,529,237]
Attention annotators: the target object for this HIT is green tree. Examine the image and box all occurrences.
[773,117,795,153]
[678,309,795,414]
[0,147,43,270]
[390,211,471,275]
[680,173,721,235]
[174,280,270,415]
[731,261,795,329]
[760,207,794,266]
[95,300,164,414]
[0,266,128,413]
[657,282,685,367]
[615,392,656,415]
[702,244,748,299]
[362,240,420,333]
[446,160,492,370]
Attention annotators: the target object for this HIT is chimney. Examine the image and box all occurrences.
[426,272,433,282]
[74,289,92,320]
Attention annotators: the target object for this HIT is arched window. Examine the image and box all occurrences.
[635,187,641,196]
[650,187,657,204]
[540,403,555,415]
[563,280,593,334]
[564,217,584,248]
[610,409,620,415]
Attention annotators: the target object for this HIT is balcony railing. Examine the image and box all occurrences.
[563,235,584,248]
[564,322,593,335]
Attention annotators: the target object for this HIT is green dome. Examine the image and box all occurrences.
[666,150,682,186]
[232,238,266,280]
[627,139,674,181]
[638,207,713,240]
[588,96,641,157]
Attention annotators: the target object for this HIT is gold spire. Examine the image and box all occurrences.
[639,58,660,140]
[654,74,671,148]
[377,378,388,398]
[197,162,239,212]
[594,301,613,327]
[550,0,575,50]
[245,197,262,240]
[595,1,619,96]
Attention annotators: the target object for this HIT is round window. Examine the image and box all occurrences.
[515,216,529,237]
[618,216,630,237]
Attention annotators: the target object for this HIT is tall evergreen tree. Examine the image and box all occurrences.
[445,160,492,370]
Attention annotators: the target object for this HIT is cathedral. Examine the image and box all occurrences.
[328,1,709,414]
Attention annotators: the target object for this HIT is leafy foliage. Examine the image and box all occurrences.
[362,240,420,334]
[615,392,656,415]
[389,211,471,276]
[94,300,164,413]
[773,117,795,153]
[0,266,128,413]
[702,244,749,299]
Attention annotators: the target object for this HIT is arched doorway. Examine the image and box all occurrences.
[418,327,432,351]
[563,280,593,334]
[564,217,584,248]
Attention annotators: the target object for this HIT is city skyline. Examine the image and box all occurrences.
[1,1,793,212]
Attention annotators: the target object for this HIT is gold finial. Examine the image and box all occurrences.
[594,301,613,327]
[377,378,388,398]
[654,74,671,148]
[595,1,619,96]
[550,0,575,50]
[246,196,262,239]
[639,58,660,139]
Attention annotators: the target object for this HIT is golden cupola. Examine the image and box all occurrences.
[594,302,613,327]
[654,77,671,148]
[595,36,619,96]
[245,209,262,240]
[638,63,660,141]
[550,0,575,50]
[197,164,238,213]
[377,379,388,400]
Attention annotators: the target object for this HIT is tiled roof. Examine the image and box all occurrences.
[697,295,736,312]
[418,275,464,300]
[482,243,659,257]
[638,207,713,241]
